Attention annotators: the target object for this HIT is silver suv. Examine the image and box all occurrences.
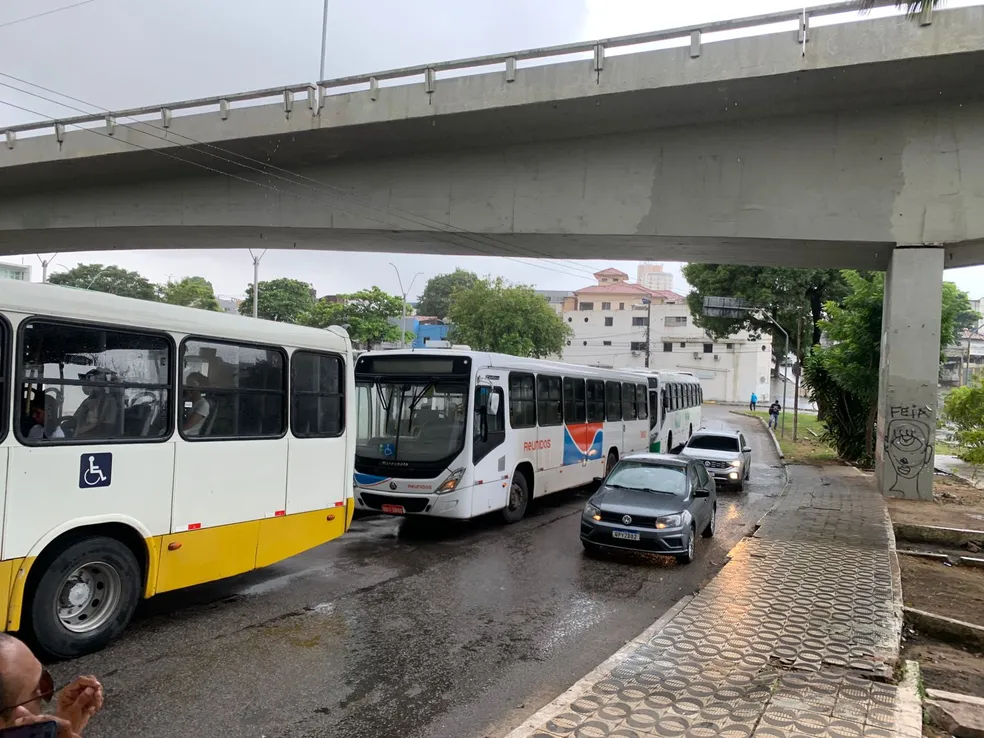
[679,430,751,491]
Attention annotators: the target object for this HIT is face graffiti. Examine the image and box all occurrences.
[884,416,933,495]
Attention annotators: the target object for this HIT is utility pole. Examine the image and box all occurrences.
[389,263,422,349]
[793,315,801,442]
[643,298,652,368]
[319,0,329,82]
[967,330,974,386]
[249,249,267,319]
[36,253,57,283]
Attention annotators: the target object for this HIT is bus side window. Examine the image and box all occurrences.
[17,319,173,444]
[536,375,562,427]
[508,373,536,429]
[636,384,648,420]
[605,381,621,422]
[621,382,637,420]
[586,380,605,423]
[291,351,344,438]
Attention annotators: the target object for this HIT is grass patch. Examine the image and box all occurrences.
[736,410,839,464]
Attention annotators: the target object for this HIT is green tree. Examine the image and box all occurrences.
[417,269,480,319]
[238,278,315,323]
[49,263,157,301]
[943,379,984,467]
[299,287,409,349]
[804,270,972,464]
[856,0,941,17]
[448,278,572,358]
[157,276,221,311]
[682,265,850,368]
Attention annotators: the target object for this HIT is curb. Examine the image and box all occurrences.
[904,607,984,652]
[894,522,984,548]
[729,411,784,461]
[504,595,695,738]
[895,661,925,736]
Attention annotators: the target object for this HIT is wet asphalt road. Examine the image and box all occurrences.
[54,406,784,738]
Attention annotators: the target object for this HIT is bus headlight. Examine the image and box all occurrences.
[436,468,464,494]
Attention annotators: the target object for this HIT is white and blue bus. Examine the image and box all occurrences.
[626,370,703,453]
[354,350,652,522]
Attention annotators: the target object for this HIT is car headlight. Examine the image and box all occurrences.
[585,503,602,521]
[436,468,464,494]
[729,458,742,468]
[655,514,683,529]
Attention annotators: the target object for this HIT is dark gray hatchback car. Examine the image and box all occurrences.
[580,454,717,564]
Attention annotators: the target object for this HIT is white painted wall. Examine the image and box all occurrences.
[555,303,772,403]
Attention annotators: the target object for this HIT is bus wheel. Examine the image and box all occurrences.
[29,536,141,659]
[502,472,529,524]
[606,450,618,475]
[667,432,674,453]
[689,424,694,440]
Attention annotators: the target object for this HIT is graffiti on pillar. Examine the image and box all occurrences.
[885,405,934,496]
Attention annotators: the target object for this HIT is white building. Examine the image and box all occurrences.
[0,262,31,282]
[637,263,674,293]
[551,268,773,404]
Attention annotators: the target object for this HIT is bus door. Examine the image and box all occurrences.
[562,377,591,487]
[471,376,508,516]
[648,385,661,452]
[535,375,563,495]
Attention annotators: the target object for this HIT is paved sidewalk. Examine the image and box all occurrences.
[509,465,921,738]
[936,454,984,489]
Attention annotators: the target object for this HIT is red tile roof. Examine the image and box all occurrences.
[575,283,685,301]
[593,268,629,278]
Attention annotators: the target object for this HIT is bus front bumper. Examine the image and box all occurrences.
[354,487,468,519]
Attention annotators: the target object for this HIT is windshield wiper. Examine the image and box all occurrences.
[608,483,675,494]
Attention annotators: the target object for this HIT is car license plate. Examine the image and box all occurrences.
[612,530,640,541]
[381,504,406,515]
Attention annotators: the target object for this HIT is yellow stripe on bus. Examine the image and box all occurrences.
[4,499,354,631]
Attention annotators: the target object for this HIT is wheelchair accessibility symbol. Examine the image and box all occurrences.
[79,453,112,489]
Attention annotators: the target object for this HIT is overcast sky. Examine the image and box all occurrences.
[1,0,982,301]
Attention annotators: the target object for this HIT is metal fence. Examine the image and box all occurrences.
[2,0,933,143]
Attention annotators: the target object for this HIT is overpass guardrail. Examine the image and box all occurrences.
[1,0,938,146]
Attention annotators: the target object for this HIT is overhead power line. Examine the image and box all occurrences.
[0,0,97,30]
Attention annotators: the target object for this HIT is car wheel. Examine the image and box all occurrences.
[676,526,696,565]
[702,505,716,538]
[28,536,141,659]
[736,476,745,493]
[502,471,529,524]
[606,450,618,475]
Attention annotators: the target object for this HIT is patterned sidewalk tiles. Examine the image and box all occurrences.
[508,465,921,738]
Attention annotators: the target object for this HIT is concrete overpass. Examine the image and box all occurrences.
[2,0,983,500]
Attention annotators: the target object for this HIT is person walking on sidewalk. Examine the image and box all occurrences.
[768,400,781,429]
[749,392,758,412]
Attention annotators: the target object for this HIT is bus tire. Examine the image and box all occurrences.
[667,432,674,454]
[28,536,141,659]
[606,449,618,475]
[689,424,694,440]
[502,471,529,524]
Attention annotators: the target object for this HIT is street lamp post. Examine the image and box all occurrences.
[36,253,58,283]
[641,298,652,368]
[389,263,422,349]
[248,249,267,319]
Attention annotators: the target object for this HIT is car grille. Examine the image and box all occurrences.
[599,511,659,527]
[700,460,730,469]
[360,493,429,513]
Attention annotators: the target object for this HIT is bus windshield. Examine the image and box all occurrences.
[357,378,469,464]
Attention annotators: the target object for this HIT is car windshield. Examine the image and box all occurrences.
[356,379,469,463]
[606,461,687,495]
[687,435,740,452]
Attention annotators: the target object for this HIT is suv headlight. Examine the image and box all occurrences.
[436,468,464,494]
[585,503,602,520]
[655,514,683,529]
[729,458,743,468]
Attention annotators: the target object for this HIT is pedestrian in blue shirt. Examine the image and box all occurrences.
[749,392,758,412]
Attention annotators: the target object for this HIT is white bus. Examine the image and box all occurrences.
[354,350,652,522]
[625,370,703,454]
[0,281,356,657]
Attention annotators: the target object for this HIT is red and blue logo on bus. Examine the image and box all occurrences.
[563,423,603,466]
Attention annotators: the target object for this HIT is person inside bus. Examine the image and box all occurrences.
[183,372,211,436]
[73,369,119,439]
[0,633,104,737]
[27,397,65,441]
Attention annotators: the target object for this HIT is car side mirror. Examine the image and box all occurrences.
[694,488,710,498]
[742,446,751,453]
[488,393,500,416]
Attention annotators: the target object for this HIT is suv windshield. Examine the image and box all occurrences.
[356,379,469,464]
[687,435,740,452]
[606,461,687,495]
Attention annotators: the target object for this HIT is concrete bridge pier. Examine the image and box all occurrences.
[876,247,944,500]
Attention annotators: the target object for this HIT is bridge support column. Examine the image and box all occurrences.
[875,247,944,500]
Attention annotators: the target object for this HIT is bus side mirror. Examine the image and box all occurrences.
[488,393,500,416]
